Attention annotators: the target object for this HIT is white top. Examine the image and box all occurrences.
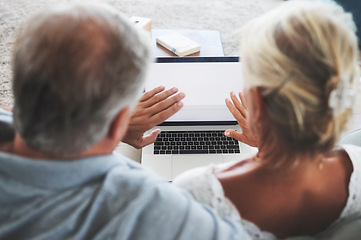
[173,144,361,239]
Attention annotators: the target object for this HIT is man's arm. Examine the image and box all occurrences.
[122,86,185,148]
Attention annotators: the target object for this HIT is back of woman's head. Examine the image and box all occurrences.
[241,1,359,159]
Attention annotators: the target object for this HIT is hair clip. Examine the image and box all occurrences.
[329,77,356,115]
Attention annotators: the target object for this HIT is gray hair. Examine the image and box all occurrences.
[12,3,152,157]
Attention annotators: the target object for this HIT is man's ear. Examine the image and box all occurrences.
[108,107,131,142]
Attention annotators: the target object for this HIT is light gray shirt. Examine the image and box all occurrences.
[0,109,250,240]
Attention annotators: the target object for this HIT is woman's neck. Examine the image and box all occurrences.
[255,146,332,171]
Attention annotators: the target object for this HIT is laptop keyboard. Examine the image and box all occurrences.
[153,131,240,155]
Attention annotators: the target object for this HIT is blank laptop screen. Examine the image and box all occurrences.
[144,58,244,124]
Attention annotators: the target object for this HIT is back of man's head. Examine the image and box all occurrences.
[12,3,151,157]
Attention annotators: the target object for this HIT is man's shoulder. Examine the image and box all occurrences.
[94,153,188,214]
[101,153,169,198]
[0,152,248,240]
[92,154,204,239]
[107,152,164,185]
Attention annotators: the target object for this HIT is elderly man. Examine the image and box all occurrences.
[0,3,250,240]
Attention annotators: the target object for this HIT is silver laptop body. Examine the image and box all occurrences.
[141,57,257,181]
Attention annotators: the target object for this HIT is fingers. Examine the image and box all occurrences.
[142,87,180,108]
[138,129,162,148]
[148,92,185,115]
[230,91,242,109]
[224,129,244,142]
[139,86,165,102]
[230,91,246,118]
[129,87,185,131]
[225,128,259,148]
[238,92,247,110]
[149,101,184,125]
[225,98,247,126]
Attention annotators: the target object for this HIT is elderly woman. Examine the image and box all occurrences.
[174,1,361,239]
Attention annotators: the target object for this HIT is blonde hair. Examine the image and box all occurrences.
[241,1,359,157]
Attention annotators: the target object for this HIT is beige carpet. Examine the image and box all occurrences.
[0,0,264,106]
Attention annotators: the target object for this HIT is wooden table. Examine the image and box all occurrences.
[152,29,224,57]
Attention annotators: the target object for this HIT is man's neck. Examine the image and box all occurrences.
[10,134,116,161]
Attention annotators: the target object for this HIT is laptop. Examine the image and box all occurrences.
[141,57,257,181]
